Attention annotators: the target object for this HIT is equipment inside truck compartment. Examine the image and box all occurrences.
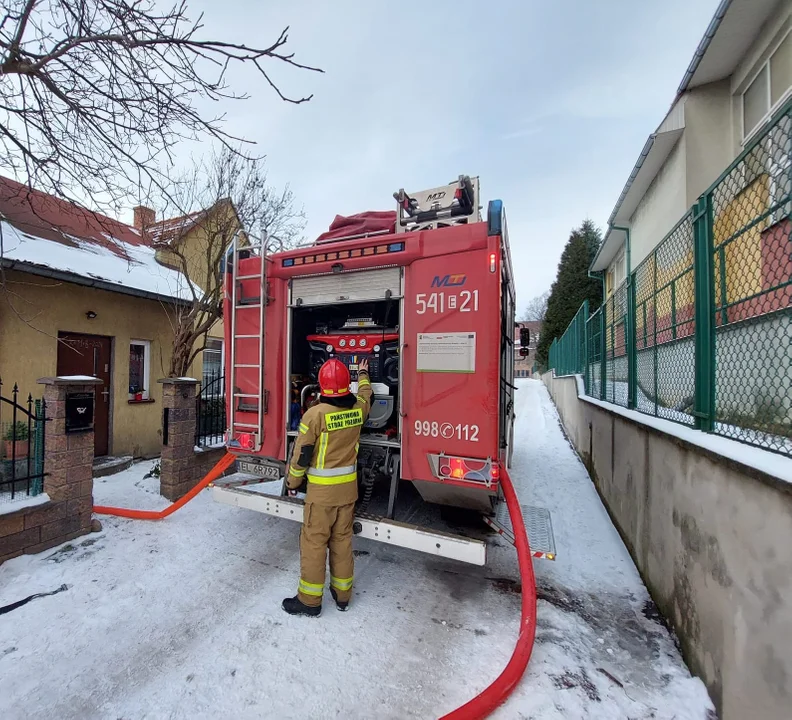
[289,299,400,438]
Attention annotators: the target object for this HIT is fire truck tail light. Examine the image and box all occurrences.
[434,455,497,485]
[236,433,255,450]
[489,252,497,273]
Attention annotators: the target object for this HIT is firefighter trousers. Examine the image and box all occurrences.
[298,501,355,607]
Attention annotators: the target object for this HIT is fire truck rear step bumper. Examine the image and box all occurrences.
[211,483,487,566]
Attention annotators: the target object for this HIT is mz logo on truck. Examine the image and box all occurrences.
[431,274,467,288]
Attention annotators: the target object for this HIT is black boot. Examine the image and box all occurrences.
[282,596,321,617]
[330,587,349,612]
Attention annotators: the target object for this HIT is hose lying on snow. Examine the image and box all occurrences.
[439,467,538,720]
[93,452,236,520]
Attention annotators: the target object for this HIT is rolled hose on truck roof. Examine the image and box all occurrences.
[93,455,537,718]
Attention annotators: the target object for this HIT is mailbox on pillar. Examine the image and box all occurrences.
[65,392,94,433]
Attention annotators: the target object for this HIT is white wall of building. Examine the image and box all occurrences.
[625,135,688,271]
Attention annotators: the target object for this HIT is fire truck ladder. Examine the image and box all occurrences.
[228,237,267,452]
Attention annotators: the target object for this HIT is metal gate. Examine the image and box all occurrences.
[0,379,47,502]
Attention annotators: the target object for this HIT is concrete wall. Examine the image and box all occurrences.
[628,135,688,269]
[543,372,792,720]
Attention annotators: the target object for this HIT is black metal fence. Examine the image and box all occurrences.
[195,372,225,448]
[0,379,47,503]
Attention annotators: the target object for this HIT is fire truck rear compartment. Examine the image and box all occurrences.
[289,299,400,439]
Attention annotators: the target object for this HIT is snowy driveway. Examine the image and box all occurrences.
[0,380,713,719]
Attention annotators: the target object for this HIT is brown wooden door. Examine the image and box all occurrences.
[57,333,112,457]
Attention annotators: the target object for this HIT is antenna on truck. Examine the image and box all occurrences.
[393,175,481,234]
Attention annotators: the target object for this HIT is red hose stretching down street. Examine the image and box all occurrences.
[440,467,538,719]
[94,454,536,718]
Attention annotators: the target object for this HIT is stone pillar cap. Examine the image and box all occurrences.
[38,376,104,385]
[157,377,199,384]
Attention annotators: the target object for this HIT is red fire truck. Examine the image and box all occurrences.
[212,176,555,565]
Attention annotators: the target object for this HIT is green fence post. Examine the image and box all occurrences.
[693,194,715,432]
[627,276,637,409]
[582,300,589,381]
[600,302,607,400]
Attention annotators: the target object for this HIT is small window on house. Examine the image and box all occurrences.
[770,32,791,106]
[202,338,223,389]
[743,30,792,140]
[129,340,151,400]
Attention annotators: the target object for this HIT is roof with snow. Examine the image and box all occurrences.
[0,176,198,303]
[146,209,207,246]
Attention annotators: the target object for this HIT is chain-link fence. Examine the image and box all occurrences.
[709,104,791,453]
[585,307,603,398]
[633,212,696,424]
[603,280,628,406]
[548,302,588,377]
[549,97,791,457]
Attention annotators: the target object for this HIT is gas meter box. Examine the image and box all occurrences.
[65,392,94,433]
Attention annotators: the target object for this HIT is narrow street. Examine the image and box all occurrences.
[0,380,713,719]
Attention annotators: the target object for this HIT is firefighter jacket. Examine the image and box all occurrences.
[286,370,373,506]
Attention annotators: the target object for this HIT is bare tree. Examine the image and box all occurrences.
[157,148,304,377]
[521,290,550,322]
[0,0,320,214]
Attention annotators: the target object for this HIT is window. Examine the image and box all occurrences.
[608,249,627,296]
[129,340,151,400]
[743,31,792,140]
[202,338,224,388]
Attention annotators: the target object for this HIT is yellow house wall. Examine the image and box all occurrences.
[0,269,215,458]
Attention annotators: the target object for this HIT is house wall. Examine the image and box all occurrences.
[543,372,792,720]
[627,136,688,270]
[0,270,207,458]
[684,80,735,206]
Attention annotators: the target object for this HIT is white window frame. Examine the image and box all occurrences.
[742,28,792,144]
[202,338,225,391]
[129,339,151,400]
[612,249,627,288]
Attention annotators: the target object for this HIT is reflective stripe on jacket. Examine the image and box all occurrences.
[287,371,373,505]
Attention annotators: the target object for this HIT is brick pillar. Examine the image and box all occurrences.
[38,378,99,538]
[158,378,199,501]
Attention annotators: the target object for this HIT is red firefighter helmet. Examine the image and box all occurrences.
[318,358,351,397]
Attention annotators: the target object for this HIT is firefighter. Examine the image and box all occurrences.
[282,357,373,617]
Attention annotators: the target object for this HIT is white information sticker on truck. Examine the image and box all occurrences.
[416,332,476,373]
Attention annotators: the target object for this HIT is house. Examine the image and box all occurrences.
[591,0,791,293]
[515,321,542,377]
[0,176,236,459]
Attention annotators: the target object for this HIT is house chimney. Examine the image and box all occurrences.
[133,205,156,230]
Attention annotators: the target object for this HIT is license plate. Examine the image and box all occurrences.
[238,461,282,480]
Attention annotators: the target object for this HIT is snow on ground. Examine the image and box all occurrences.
[0,380,714,720]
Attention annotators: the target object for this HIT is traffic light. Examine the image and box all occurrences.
[519,326,530,347]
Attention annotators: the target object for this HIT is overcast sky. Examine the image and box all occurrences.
[185,0,721,312]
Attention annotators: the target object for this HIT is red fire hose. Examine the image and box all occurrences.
[94,453,536,718]
[93,452,236,520]
[439,467,538,719]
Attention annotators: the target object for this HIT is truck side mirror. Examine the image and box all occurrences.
[519,327,530,347]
